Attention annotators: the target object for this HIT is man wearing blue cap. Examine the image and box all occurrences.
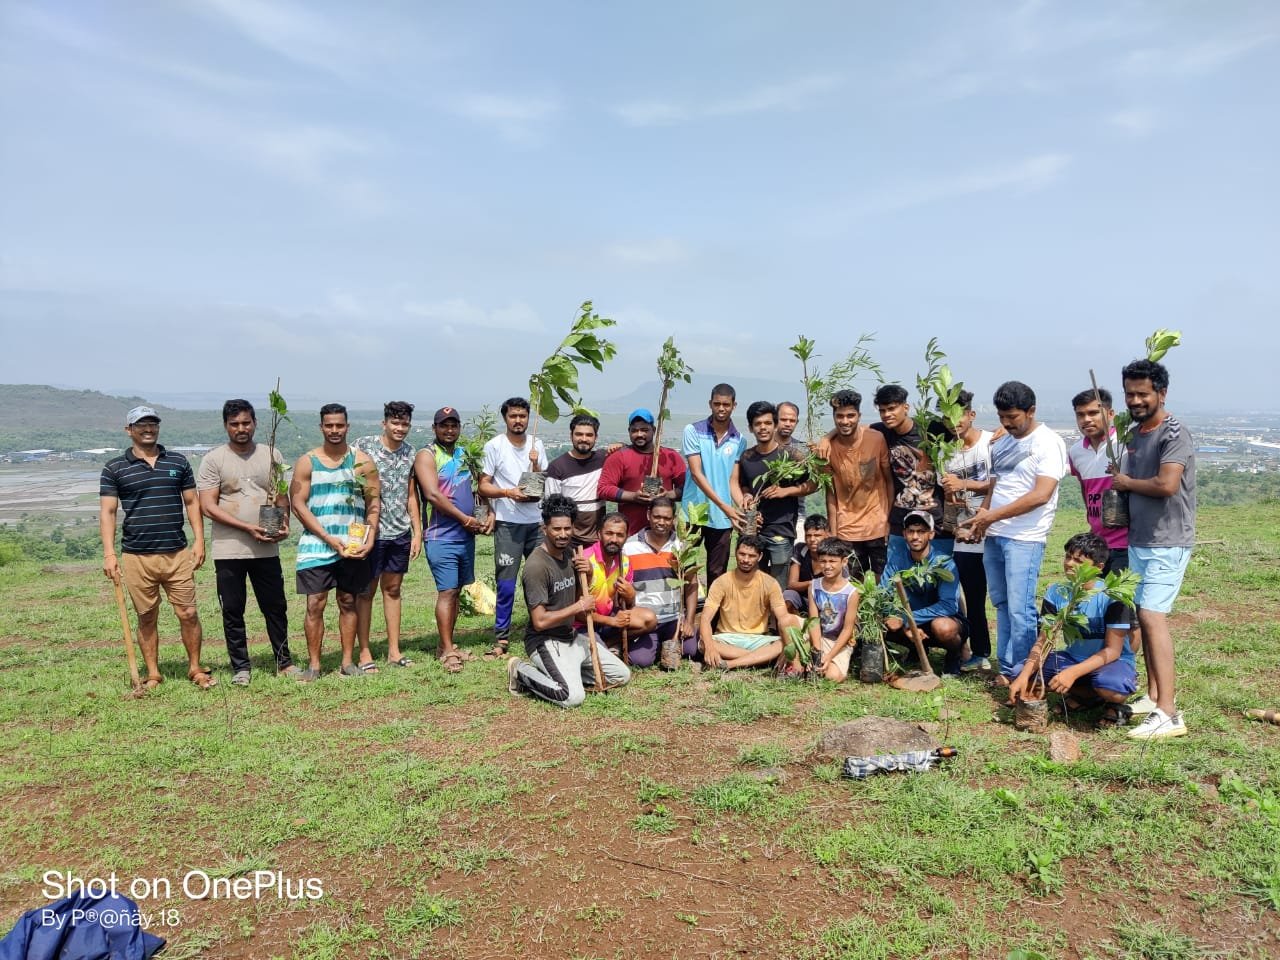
[598,408,686,536]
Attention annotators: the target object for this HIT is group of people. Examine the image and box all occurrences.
[99,354,1195,741]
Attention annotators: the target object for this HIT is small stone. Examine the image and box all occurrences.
[1048,731,1081,763]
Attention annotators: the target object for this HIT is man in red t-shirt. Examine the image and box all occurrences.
[597,408,687,535]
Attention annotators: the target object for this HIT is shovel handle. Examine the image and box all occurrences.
[894,578,935,678]
[112,574,142,690]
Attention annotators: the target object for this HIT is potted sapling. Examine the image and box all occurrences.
[853,570,900,684]
[913,340,968,535]
[460,406,498,530]
[521,300,618,497]
[662,502,709,670]
[1088,328,1183,529]
[259,379,292,538]
[644,337,694,498]
[1013,562,1140,733]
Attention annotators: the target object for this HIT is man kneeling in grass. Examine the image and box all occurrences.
[507,494,631,707]
[700,534,802,670]
[1007,532,1136,726]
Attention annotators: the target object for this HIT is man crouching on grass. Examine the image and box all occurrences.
[699,535,802,671]
[507,494,631,707]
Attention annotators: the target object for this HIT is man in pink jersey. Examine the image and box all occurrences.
[1068,388,1128,573]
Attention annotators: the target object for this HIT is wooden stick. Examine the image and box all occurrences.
[622,627,630,666]
[1245,709,1280,726]
[112,573,142,694]
[894,578,935,678]
[576,548,606,691]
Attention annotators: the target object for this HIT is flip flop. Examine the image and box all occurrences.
[188,668,218,690]
[359,661,380,675]
[388,656,414,668]
[340,664,363,677]
[483,640,510,661]
[143,675,163,691]
[295,668,322,683]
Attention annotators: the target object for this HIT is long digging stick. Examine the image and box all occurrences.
[894,578,935,677]
[112,573,143,695]
[576,548,607,691]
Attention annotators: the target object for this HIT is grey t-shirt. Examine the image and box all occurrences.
[1124,415,1196,547]
[196,443,285,561]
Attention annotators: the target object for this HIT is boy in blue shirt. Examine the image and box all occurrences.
[1008,532,1136,725]
[880,510,968,674]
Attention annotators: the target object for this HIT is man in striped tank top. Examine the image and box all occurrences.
[289,404,382,681]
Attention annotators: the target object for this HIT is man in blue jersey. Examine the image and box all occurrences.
[290,404,381,681]
[414,405,492,673]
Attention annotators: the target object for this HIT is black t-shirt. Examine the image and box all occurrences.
[871,421,944,534]
[521,546,579,653]
[737,445,803,539]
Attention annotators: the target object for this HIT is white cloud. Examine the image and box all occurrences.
[402,298,544,336]
[1107,108,1159,139]
[1120,32,1277,78]
[196,0,351,78]
[607,238,690,266]
[857,153,1071,217]
[613,73,840,127]
[449,93,561,142]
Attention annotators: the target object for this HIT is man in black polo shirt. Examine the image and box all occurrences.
[100,405,214,690]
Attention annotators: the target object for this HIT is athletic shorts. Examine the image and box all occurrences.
[368,531,412,579]
[818,635,853,674]
[121,550,196,615]
[296,558,372,597]
[1042,649,1137,696]
[714,632,780,652]
[1129,546,1191,614]
[425,539,475,591]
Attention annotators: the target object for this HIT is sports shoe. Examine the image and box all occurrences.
[231,670,251,687]
[1129,693,1158,716]
[506,657,523,696]
[959,655,990,673]
[1127,707,1187,740]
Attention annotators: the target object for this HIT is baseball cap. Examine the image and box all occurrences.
[902,510,934,530]
[628,408,655,425]
[433,406,461,425]
[126,405,160,426]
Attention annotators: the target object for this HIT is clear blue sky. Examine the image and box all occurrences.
[1,0,1276,414]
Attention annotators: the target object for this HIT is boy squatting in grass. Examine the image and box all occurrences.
[1007,532,1136,726]
[506,494,631,707]
[699,534,803,670]
[806,537,860,682]
[880,510,968,675]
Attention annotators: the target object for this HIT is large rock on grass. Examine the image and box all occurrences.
[816,717,935,759]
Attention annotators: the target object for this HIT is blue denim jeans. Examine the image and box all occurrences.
[983,535,1046,678]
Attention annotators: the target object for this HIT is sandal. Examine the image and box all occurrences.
[455,649,478,662]
[388,656,414,668]
[340,663,363,678]
[441,650,464,674]
[483,640,509,661]
[359,661,380,675]
[1098,704,1133,728]
[188,668,217,690]
[143,675,163,691]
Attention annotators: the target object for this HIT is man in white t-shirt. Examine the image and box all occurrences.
[958,381,1067,682]
[478,397,547,658]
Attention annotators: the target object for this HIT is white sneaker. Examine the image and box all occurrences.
[1127,707,1187,740]
[506,657,522,696]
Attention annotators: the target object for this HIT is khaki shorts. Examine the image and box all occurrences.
[819,635,853,674]
[122,551,197,614]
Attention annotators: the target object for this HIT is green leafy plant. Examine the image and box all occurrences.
[898,554,956,592]
[913,338,967,478]
[789,334,882,443]
[781,615,817,672]
[649,337,694,478]
[854,569,901,653]
[457,406,497,484]
[525,300,617,458]
[264,378,293,499]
